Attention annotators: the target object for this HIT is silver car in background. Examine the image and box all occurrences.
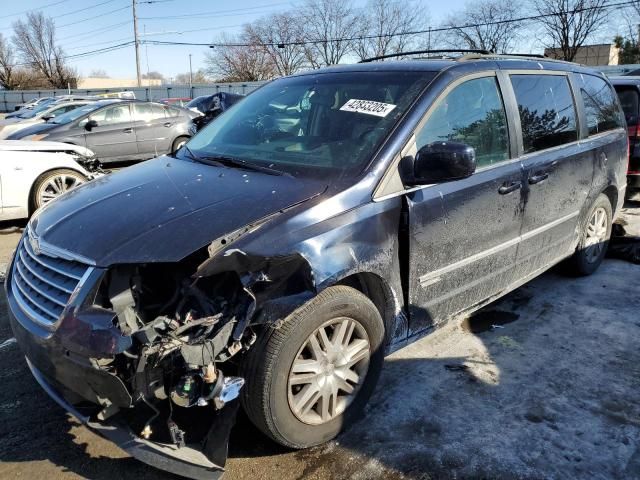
[0,101,94,139]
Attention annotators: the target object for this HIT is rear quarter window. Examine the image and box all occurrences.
[578,74,625,134]
[614,85,639,127]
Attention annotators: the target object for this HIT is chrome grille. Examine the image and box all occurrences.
[11,234,89,326]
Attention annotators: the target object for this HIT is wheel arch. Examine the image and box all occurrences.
[335,271,404,349]
[172,135,190,152]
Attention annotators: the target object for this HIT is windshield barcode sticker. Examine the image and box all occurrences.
[340,99,396,117]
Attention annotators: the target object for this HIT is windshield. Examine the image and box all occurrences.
[185,71,434,179]
[186,96,207,110]
[50,102,106,124]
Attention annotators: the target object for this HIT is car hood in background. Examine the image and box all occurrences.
[0,140,93,157]
[5,122,60,139]
[31,156,327,266]
[0,117,26,126]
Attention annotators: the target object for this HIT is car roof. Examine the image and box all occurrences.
[289,56,602,78]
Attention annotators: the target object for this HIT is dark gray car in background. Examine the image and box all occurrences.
[8,99,199,163]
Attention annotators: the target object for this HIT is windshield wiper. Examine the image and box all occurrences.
[197,154,290,177]
[181,144,200,161]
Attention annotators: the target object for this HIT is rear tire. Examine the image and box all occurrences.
[566,194,612,276]
[240,286,385,448]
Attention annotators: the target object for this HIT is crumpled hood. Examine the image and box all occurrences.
[31,156,327,266]
[0,140,93,156]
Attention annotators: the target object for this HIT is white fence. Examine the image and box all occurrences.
[1,82,266,111]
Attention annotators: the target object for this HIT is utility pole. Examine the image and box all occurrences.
[133,0,141,87]
[189,53,193,89]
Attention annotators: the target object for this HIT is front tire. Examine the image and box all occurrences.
[567,193,612,276]
[31,169,87,212]
[172,136,189,153]
[240,286,385,448]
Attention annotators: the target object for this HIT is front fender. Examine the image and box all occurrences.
[196,195,406,343]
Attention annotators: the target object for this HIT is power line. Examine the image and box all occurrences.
[57,4,131,28]
[138,2,293,20]
[143,0,638,49]
[4,0,633,71]
[51,0,120,19]
[3,0,72,18]
[58,20,132,42]
[67,41,134,59]
[139,23,245,37]
[9,41,135,68]
[0,0,121,31]
[65,35,133,51]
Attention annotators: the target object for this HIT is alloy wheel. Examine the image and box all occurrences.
[287,317,370,425]
[584,206,608,263]
[38,173,84,207]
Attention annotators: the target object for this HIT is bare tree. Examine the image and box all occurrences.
[175,69,210,84]
[90,69,110,78]
[205,33,276,82]
[245,12,308,76]
[533,0,608,61]
[142,71,164,80]
[0,34,17,90]
[443,0,522,53]
[12,12,76,88]
[300,0,359,66]
[352,0,427,61]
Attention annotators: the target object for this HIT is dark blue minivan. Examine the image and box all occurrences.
[7,53,628,479]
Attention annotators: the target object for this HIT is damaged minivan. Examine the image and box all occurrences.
[7,53,628,479]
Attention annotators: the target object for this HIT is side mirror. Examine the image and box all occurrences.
[403,141,476,185]
[42,114,55,121]
[85,119,99,131]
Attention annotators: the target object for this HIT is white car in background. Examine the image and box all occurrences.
[0,141,101,221]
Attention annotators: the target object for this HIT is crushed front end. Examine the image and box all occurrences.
[6,228,267,479]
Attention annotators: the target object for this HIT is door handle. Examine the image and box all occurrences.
[123,128,133,133]
[498,181,522,195]
[528,172,549,185]
[164,122,173,127]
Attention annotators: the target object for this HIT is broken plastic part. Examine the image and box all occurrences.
[214,377,245,410]
[140,425,152,439]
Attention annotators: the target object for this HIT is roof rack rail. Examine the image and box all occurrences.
[457,53,573,64]
[358,49,492,63]
[502,53,546,58]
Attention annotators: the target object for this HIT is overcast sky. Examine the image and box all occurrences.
[0,0,628,80]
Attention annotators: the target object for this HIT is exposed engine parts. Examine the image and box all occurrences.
[87,250,313,452]
[169,364,244,410]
